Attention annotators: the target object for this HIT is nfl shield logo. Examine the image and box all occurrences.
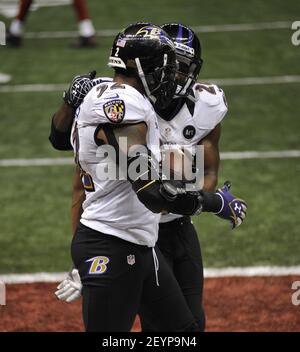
[127,254,135,266]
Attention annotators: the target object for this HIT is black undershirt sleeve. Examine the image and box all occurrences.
[133,179,222,215]
[202,192,222,213]
[49,115,73,151]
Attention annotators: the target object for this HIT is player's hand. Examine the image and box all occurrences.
[55,268,82,303]
[160,181,203,215]
[63,70,99,109]
[215,181,247,229]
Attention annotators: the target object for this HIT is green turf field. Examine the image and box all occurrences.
[0,0,299,272]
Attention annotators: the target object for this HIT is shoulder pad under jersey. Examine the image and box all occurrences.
[79,82,152,125]
[192,82,228,130]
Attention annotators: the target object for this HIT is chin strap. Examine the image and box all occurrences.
[174,89,197,102]
[178,76,193,96]
[185,91,197,102]
[175,61,198,99]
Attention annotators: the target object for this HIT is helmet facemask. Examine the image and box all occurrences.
[173,43,203,98]
[175,54,202,97]
[135,51,177,109]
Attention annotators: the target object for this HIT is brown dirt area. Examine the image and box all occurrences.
[0,276,299,332]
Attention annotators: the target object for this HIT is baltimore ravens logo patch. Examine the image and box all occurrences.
[103,99,125,123]
[86,256,110,275]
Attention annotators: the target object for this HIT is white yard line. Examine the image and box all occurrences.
[21,21,292,39]
[0,266,299,284]
[1,75,300,93]
[212,75,300,86]
[192,21,292,33]
[0,272,67,284]
[0,157,74,167]
[0,83,67,93]
[204,266,300,278]
[0,150,299,167]
[25,30,112,39]
[221,150,300,160]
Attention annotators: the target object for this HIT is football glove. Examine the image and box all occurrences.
[63,70,99,109]
[55,268,82,303]
[160,181,203,215]
[215,181,247,229]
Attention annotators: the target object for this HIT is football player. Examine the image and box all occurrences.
[50,23,247,331]
[6,0,96,47]
[140,23,236,332]
[50,22,240,332]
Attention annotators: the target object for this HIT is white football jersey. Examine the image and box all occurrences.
[71,81,161,247]
[158,83,228,223]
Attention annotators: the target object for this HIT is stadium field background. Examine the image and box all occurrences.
[0,0,300,273]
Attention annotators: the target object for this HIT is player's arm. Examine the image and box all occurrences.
[49,104,75,150]
[49,70,98,150]
[95,123,222,216]
[199,123,221,192]
[198,125,247,228]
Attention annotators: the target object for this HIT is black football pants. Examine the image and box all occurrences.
[140,216,205,331]
[71,222,198,332]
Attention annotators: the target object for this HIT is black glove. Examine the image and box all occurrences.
[160,181,204,215]
[63,70,98,109]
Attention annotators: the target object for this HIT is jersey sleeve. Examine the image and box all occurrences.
[193,83,228,130]
[88,84,148,125]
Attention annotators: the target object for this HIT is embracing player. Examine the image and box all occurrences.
[50,23,247,331]
[141,23,236,331]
